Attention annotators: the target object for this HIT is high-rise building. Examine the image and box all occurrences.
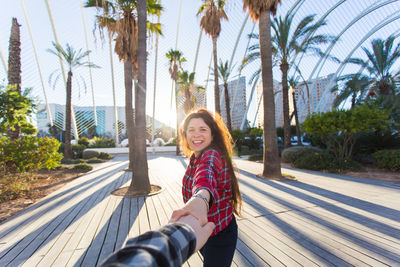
[256,74,337,127]
[294,74,337,123]
[219,76,246,130]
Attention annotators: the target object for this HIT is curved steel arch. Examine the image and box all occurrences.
[0,45,7,74]
[315,12,400,113]
[309,0,398,81]
[290,0,347,74]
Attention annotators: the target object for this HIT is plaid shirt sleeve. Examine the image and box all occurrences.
[190,149,234,235]
[100,222,196,267]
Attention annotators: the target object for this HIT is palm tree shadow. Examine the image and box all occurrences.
[74,196,145,266]
[0,171,129,266]
[0,161,129,240]
[238,169,400,264]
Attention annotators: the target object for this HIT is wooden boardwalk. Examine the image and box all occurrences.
[0,153,399,266]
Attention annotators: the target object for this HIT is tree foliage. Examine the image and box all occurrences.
[303,105,390,160]
[0,85,37,136]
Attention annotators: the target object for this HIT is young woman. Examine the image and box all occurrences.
[170,108,242,267]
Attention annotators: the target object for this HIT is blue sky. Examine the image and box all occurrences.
[1,0,399,127]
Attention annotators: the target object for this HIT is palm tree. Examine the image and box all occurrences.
[47,42,97,160]
[271,13,335,148]
[177,70,204,114]
[166,49,186,155]
[85,0,162,191]
[132,0,150,194]
[349,35,400,96]
[197,0,228,115]
[7,18,21,139]
[332,73,370,109]
[243,0,282,179]
[216,59,233,132]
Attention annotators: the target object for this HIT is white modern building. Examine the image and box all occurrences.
[36,103,166,141]
[219,76,246,130]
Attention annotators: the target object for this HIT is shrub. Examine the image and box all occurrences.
[303,105,390,160]
[293,151,334,171]
[61,158,85,165]
[0,136,62,173]
[98,152,112,160]
[293,151,362,173]
[78,137,90,147]
[373,149,400,171]
[90,136,115,148]
[72,163,93,172]
[281,146,322,163]
[72,144,86,159]
[86,158,104,164]
[248,154,263,161]
[82,150,100,159]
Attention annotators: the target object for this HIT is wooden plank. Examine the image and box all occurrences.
[114,196,132,250]
[50,180,112,267]
[239,219,318,266]
[283,209,400,266]
[235,235,270,266]
[2,189,92,267]
[138,197,150,234]
[74,171,127,267]
[23,184,105,267]
[248,216,335,266]
[97,197,124,264]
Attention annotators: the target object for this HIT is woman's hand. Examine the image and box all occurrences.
[169,190,210,226]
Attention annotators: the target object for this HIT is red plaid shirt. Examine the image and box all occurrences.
[182,148,234,236]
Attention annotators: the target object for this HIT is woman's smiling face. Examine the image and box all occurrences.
[186,118,213,157]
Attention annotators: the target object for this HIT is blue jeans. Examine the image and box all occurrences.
[200,217,238,267]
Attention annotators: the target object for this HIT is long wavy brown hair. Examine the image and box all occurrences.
[179,109,242,216]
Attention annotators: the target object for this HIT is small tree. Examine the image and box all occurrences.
[303,105,390,160]
[0,85,37,136]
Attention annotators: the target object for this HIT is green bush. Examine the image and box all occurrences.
[248,154,263,161]
[90,136,115,148]
[98,152,112,160]
[61,158,85,165]
[293,151,362,173]
[86,158,104,164]
[78,137,90,147]
[293,151,334,171]
[303,105,390,160]
[72,163,93,172]
[373,149,400,171]
[0,136,62,173]
[281,146,323,163]
[82,150,100,159]
[72,144,86,159]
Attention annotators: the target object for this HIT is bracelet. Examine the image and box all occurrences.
[192,193,209,211]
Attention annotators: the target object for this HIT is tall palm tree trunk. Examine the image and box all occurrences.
[131,0,150,194]
[280,62,291,148]
[125,61,135,171]
[212,37,221,114]
[175,80,180,155]
[224,83,232,132]
[7,18,21,139]
[64,71,73,160]
[259,10,282,178]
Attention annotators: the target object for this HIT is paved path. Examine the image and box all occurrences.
[0,154,399,266]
